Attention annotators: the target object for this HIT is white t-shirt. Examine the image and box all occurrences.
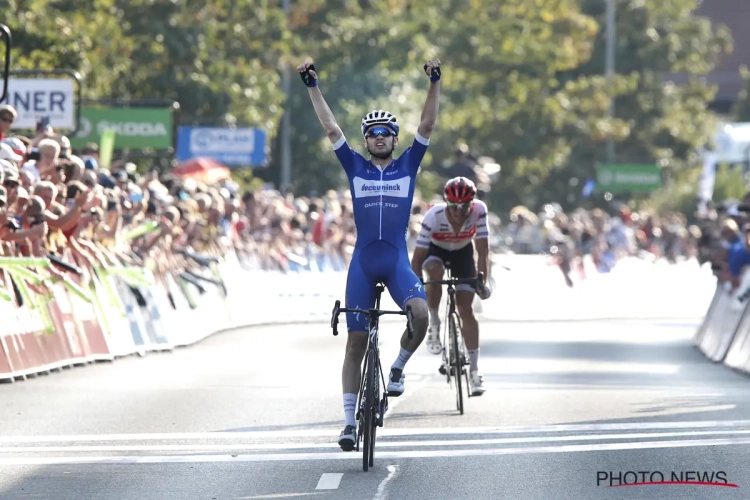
[416,201,490,251]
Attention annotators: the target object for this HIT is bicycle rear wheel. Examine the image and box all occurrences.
[449,314,464,415]
[362,348,377,471]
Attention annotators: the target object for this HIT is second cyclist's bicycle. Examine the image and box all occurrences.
[331,282,414,471]
[424,270,483,415]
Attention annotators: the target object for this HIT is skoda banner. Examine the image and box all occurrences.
[71,107,172,149]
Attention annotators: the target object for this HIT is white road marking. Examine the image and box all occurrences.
[3,429,750,453]
[2,420,750,443]
[315,473,343,490]
[373,465,399,500]
[235,494,324,499]
[1,436,750,465]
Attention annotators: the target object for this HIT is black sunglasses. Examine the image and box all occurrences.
[447,201,472,210]
[365,127,394,138]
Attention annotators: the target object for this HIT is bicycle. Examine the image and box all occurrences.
[330,282,414,472]
[424,270,483,415]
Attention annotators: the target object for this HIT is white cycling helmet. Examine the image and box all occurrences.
[361,109,400,136]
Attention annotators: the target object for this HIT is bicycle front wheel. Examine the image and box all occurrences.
[450,314,464,415]
[362,348,377,471]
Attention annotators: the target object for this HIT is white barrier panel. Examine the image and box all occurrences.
[718,269,750,372]
[0,252,720,382]
[222,254,715,327]
[697,269,750,362]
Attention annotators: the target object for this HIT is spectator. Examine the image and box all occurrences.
[0,105,17,141]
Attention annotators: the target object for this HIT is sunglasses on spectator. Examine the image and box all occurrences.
[4,181,19,189]
[447,201,471,210]
[365,127,394,138]
[0,115,12,123]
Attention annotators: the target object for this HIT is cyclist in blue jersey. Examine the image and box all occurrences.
[298,58,441,451]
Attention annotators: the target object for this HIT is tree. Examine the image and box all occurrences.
[4,0,293,149]
[733,66,750,121]
[554,0,733,211]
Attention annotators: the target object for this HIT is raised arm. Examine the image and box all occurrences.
[297,61,344,144]
[417,59,442,139]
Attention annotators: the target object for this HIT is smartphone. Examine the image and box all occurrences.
[36,116,50,131]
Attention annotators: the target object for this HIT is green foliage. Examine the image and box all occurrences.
[5,0,291,137]
[2,0,734,213]
[640,163,747,217]
[733,66,750,122]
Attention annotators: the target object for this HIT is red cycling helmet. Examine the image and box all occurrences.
[444,177,477,204]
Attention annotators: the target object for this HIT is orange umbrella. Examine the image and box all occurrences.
[170,158,231,185]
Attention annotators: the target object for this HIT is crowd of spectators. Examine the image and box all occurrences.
[700,193,750,290]
[0,100,712,287]
[0,103,242,296]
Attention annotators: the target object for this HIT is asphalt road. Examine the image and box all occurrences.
[1,315,750,499]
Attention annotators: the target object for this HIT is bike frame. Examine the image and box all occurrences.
[424,271,483,414]
[330,283,414,471]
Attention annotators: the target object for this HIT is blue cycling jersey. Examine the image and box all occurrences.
[332,133,429,250]
[332,133,430,330]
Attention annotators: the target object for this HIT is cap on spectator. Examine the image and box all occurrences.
[55,135,71,159]
[0,104,17,121]
[0,143,22,164]
[2,137,26,157]
[4,165,20,185]
[98,172,116,189]
[124,162,137,174]
[82,156,99,171]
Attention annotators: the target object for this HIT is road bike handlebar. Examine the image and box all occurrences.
[330,301,414,340]
[423,272,484,288]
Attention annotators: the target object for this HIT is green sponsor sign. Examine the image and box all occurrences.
[596,163,663,193]
[71,107,172,149]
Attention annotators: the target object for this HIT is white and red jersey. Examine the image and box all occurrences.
[415,201,490,251]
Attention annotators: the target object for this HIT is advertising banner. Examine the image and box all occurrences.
[71,107,172,149]
[176,127,267,166]
[1,78,75,129]
[596,163,663,193]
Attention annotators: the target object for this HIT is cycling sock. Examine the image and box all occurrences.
[428,308,440,327]
[343,393,357,427]
[391,348,413,371]
[468,349,479,373]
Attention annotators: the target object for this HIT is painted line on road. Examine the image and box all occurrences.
[315,473,343,490]
[4,429,750,453]
[1,436,750,465]
[373,465,399,500]
[3,420,750,443]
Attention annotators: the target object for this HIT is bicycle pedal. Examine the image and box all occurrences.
[438,365,447,375]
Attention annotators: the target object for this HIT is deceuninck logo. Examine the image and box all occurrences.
[352,176,411,198]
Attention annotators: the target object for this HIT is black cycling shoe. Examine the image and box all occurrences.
[338,425,357,451]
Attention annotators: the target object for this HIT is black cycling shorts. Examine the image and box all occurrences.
[424,242,477,292]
